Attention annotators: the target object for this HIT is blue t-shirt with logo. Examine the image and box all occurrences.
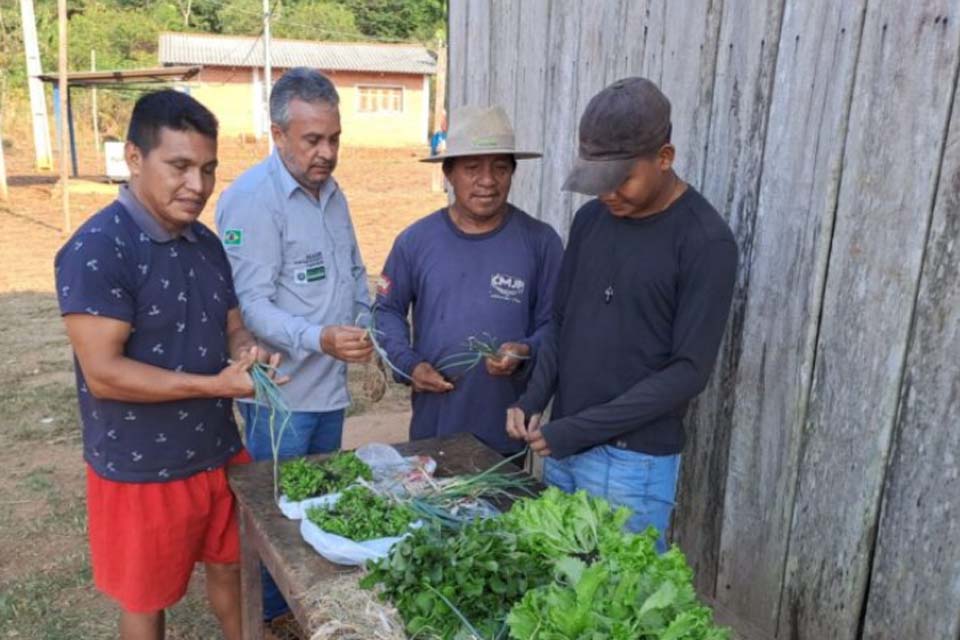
[54,189,243,482]
[375,206,563,453]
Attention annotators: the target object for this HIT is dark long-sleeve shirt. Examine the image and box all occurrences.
[516,188,737,459]
[376,206,563,453]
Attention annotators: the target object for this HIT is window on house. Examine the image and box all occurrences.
[357,85,404,113]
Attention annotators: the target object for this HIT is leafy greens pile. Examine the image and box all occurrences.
[362,487,730,640]
[305,485,417,541]
[279,451,373,502]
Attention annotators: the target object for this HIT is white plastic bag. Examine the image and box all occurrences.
[279,444,437,520]
[355,443,438,488]
[298,492,414,565]
[278,493,337,520]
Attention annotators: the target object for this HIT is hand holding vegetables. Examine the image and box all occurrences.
[484,341,530,377]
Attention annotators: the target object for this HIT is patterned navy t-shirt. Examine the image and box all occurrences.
[54,188,243,482]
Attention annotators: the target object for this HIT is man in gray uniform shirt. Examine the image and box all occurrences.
[215,67,372,623]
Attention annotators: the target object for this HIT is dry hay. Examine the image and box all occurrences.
[299,568,407,640]
[356,355,388,405]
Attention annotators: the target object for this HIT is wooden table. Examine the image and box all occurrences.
[228,433,522,640]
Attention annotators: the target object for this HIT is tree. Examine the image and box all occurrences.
[340,0,444,42]
[274,2,360,41]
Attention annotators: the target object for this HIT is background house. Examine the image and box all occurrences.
[158,32,436,147]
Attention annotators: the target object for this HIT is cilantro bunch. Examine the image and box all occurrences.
[279,452,373,502]
[306,486,416,541]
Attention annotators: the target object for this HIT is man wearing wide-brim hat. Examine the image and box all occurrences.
[507,77,739,552]
[374,105,563,454]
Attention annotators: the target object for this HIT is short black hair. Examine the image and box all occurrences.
[441,155,518,174]
[127,90,218,155]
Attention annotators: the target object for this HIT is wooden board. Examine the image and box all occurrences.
[673,0,786,598]
[779,2,960,638]
[447,0,469,110]
[489,0,520,108]
[566,0,625,215]
[536,0,581,236]
[508,0,551,221]
[464,0,492,106]
[229,434,522,639]
[603,0,653,83]
[714,2,867,634]
[859,18,960,637]
[658,0,724,187]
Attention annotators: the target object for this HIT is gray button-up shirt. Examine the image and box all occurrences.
[215,152,369,411]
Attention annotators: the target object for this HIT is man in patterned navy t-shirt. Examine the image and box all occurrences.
[55,91,283,640]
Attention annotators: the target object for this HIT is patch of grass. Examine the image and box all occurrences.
[20,467,55,494]
[2,382,79,443]
[0,553,111,640]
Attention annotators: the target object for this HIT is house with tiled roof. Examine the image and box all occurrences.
[159,32,437,147]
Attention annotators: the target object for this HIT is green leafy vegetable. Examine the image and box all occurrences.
[279,451,373,502]
[305,486,416,541]
[507,527,730,640]
[362,518,553,639]
[502,486,632,558]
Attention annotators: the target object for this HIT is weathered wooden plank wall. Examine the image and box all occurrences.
[715,2,866,635]
[860,45,960,639]
[676,0,786,598]
[447,1,960,638]
[779,2,960,638]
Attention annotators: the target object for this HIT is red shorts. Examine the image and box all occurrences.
[86,450,251,613]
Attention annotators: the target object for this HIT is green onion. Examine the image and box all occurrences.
[407,450,534,528]
[248,361,292,502]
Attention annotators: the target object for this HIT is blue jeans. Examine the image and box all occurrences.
[543,445,680,553]
[239,403,345,620]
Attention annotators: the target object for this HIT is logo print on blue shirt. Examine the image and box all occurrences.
[490,273,526,303]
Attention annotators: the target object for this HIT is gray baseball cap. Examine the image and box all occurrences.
[563,77,672,195]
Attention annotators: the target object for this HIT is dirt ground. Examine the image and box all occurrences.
[0,133,444,638]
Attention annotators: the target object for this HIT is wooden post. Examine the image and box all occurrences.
[58,0,69,233]
[19,0,53,170]
[430,38,446,193]
[91,50,101,169]
[263,0,273,154]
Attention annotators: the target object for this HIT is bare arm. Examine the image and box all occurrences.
[64,313,256,403]
[225,307,258,361]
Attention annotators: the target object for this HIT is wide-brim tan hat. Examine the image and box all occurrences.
[421,105,541,162]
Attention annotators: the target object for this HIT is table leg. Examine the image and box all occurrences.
[240,506,264,640]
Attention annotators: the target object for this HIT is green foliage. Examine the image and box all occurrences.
[362,518,554,639]
[363,488,730,640]
[306,485,416,541]
[508,530,731,640]
[279,451,373,502]
[273,2,361,41]
[502,486,634,558]
[341,0,445,42]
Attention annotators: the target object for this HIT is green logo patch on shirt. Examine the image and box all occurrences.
[223,229,243,247]
[295,265,326,284]
[223,229,243,246]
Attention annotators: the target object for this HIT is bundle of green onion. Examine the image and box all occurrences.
[434,334,530,381]
[248,361,291,502]
[408,450,535,528]
[356,303,530,386]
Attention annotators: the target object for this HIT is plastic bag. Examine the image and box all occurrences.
[279,443,436,520]
[298,492,416,565]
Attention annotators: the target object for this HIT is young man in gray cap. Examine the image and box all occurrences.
[507,78,738,551]
[376,105,563,454]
